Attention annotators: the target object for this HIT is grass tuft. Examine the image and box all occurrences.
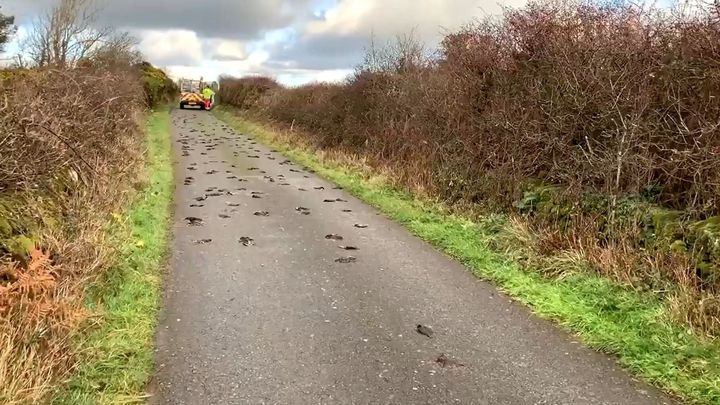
[53,109,173,404]
[215,108,720,405]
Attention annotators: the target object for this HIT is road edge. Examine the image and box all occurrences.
[52,108,174,404]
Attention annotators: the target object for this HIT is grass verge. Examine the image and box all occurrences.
[215,107,720,405]
[53,109,173,404]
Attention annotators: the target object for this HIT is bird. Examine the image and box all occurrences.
[238,236,255,246]
[184,217,203,226]
[416,324,434,338]
[436,354,464,368]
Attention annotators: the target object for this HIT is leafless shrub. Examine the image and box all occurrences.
[361,30,434,74]
[87,32,142,69]
[0,69,143,191]
[218,75,280,110]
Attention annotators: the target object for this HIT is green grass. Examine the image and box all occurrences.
[53,109,173,404]
[215,108,720,405]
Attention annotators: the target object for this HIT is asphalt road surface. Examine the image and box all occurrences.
[151,109,676,404]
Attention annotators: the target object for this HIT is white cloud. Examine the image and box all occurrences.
[148,0,529,84]
[137,30,204,67]
[268,0,528,73]
[276,68,354,86]
[306,1,376,36]
[3,0,530,85]
[207,39,248,61]
[304,0,522,45]
[162,50,270,82]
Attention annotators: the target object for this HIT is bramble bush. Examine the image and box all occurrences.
[0,61,173,403]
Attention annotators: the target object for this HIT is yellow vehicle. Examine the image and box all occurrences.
[178,78,218,110]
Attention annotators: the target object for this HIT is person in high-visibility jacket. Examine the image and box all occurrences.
[202,85,215,109]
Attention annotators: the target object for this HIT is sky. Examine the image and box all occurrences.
[0,0,525,86]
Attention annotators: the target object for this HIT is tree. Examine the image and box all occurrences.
[0,8,16,52]
[360,30,430,75]
[81,31,142,69]
[23,0,112,68]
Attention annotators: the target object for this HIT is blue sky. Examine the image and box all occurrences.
[1,0,524,86]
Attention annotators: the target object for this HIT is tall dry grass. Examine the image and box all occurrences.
[0,67,148,403]
[219,0,720,336]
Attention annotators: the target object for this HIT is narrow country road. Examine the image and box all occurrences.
[152,109,675,405]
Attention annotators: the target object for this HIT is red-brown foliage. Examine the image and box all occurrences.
[219,76,280,110]
[223,0,720,214]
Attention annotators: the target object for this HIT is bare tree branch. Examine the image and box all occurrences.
[22,0,112,68]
